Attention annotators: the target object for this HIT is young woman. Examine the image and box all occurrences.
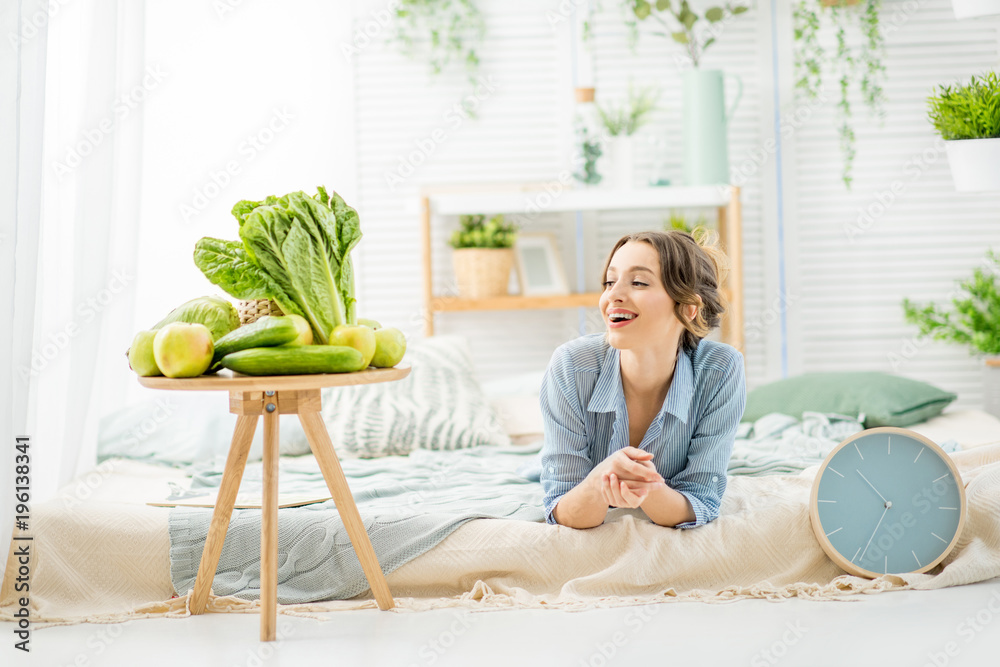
[539,230,746,529]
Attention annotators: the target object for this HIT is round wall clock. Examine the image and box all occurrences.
[809,427,967,578]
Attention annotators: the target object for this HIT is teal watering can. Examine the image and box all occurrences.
[682,69,742,186]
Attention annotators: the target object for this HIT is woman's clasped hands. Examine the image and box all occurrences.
[587,447,665,509]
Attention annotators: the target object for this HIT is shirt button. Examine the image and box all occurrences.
[712,476,718,483]
[548,467,555,474]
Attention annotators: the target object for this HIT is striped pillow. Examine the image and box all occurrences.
[314,335,511,458]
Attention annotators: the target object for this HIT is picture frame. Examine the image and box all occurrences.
[513,232,570,296]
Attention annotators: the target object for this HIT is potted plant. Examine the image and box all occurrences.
[573,125,604,187]
[793,0,886,189]
[902,249,1000,417]
[596,86,659,189]
[952,0,1000,19]
[663,210,710,234]
[628,1,749,186]
[449,214,518,299]
[927,71,1000,192]
[572,87,604,188]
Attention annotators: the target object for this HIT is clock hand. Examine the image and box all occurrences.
[857,469,888,503]
[858,503,890,564]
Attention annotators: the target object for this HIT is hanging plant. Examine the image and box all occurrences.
[580,1,642,48]
[389,0,485,85]
[793,0,886,189]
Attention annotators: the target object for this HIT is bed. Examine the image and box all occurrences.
[3,334,1000,627]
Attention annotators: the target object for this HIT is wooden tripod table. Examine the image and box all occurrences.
[138,366,410,641]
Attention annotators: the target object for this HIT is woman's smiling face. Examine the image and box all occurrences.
[600,241,687,350]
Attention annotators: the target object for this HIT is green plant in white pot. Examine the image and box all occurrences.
[902,249,1000,417]
[927,71,1000,192]
[627,1,750,186]
[596,86,659,189]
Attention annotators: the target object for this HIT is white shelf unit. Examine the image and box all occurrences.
[420,184,745,352]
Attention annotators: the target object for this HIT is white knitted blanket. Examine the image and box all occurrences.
[3,441,1000,625]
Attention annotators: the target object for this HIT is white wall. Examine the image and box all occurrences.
[350,0,577,381]
[586,1,768,383]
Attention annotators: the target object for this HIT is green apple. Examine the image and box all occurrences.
[370,327,406,368]
[153,322,214,378]
[358,318,382,330]
[127,330,162,376]
[329,324,376,368]
[285,314,314,346]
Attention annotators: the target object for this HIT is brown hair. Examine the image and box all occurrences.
[601,229,729,351]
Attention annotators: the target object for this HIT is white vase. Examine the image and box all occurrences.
[984,358,1000,419]
[952,0,1000,19]
[603,136,635,190]
[945,138,1000,192]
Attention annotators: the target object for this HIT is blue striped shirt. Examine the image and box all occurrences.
[539,334,746,528]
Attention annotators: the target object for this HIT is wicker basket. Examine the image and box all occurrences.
[237,299,284,326]
[451,248,514,299]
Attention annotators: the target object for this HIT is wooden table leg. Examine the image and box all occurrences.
[299,410,395,610]
[190,414,258,615]
[260,392,280,642]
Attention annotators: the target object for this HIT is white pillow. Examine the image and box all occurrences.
[97,392,309,466]
[908,409,1000,450]
[314,335,511,458]
[481,370,546,437]
[490,395,545,437]
[480,370,545,400]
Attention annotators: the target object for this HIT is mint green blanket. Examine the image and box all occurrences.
[168,444,545,604]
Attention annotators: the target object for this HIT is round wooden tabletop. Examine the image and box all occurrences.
[137,365,411,392]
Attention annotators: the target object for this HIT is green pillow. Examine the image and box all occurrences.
[742,372,958,428]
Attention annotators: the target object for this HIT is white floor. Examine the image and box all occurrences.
[7,575,1000,667]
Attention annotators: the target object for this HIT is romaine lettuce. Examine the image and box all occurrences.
[192,237,269,300]
[193,187,362,345]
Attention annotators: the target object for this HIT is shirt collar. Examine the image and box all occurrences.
[664,348,693,424]
[586,344,694,424]
[587,345,623,413]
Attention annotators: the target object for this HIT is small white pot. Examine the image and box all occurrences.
[952,0,1000,19]
[945,138,1000,192]
[603,136,636,190]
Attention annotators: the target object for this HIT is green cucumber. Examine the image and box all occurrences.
[220,345,365,375]
[212,316,300,364]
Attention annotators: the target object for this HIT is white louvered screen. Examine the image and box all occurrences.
[352,0,573,382]
[787,0,1000,410]
[351,0,770,384]
[584,3,767,384]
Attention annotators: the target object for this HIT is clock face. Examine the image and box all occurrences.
[810,427,966,578]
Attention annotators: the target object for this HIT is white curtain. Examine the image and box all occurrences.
[1,0,48,576]
[2,0,146,572]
